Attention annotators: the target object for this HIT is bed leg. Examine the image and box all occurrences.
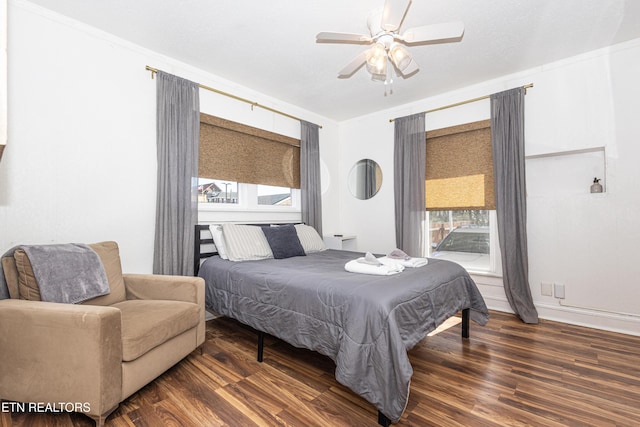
[257,331,264,362]
[378,411,391,426]
[462,308,470,338]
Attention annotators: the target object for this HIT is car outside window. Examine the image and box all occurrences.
[436,228,489,254]
[427,210,500,274]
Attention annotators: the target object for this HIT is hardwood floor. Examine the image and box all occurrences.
[2,310,640,426]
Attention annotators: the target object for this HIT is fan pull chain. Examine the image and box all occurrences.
[384,70,394,97]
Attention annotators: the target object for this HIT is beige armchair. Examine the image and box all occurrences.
[0,241,205,426]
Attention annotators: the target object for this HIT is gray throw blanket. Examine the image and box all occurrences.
[16,244,110,304]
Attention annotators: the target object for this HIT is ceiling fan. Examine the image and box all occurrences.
[316,0,464,85]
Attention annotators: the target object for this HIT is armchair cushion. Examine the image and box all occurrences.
[111,299,200,361]
[82,241,126,306]
[124,274,203,303]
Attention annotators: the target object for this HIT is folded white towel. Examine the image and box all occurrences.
[357,251,382,266]
[345,258,404,275]
[378,257,406,270]
[379,256,428,268]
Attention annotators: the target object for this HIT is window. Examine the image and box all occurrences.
[425,120,501,275]
[198,178,299,212]
[197,113,300,216]
[198,179,238,204]
[426,210,500,274]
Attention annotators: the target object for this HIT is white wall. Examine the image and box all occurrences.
[337,39,640,335]
[0,0,339,272]
[0,0,7,157]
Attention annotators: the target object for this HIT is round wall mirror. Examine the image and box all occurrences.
[348,159,383,200]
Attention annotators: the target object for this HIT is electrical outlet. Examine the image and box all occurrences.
[554,283,566,299]
[541,282,553,296]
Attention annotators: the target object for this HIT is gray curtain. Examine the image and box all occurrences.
[153,71,200,276]
[491,87,538,323]
[300,120,322,235]
[394,113,426,257]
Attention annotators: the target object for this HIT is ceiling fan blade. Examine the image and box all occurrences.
[316,32,372,44]
[338,50,369,78]
[401,21,465,44]
[381,0,411,32]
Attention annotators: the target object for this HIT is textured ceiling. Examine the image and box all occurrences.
[24,0,640,121]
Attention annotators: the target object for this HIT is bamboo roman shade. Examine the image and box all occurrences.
[425,119,495,210]
[199,113,301,188]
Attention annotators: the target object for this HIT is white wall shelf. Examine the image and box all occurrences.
[323,235,357,251]
[525,146,607,195]
[524,146,605,160]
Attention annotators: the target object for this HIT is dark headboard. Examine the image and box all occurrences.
[194,222,303,276]
[194,224,217,276]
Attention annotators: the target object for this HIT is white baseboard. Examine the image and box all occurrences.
[481,295,640,337]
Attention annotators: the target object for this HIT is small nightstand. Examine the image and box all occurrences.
[323,235,357,251]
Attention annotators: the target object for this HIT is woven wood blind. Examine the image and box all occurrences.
[199,113,301,189]
[425,119,495,210]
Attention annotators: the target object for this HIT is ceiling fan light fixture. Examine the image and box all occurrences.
[367,60,387,78]
[371,72,387,82]
[389,43,412,71]
[366,43,387,75]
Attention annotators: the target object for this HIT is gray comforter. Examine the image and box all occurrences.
[199,249,489,422]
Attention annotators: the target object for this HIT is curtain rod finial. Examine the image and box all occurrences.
[145,65,157,79]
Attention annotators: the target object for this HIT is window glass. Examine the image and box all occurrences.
[257,185,292,206]
[427,210,492,272]
[198,179,238,204]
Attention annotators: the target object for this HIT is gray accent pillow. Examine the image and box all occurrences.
[262,225,306,259]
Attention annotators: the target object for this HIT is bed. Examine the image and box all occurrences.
[196,223,489,425]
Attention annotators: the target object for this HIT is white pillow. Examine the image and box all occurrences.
[294,224,326,253]
[209,225,229,260]
[222,224,274,261]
